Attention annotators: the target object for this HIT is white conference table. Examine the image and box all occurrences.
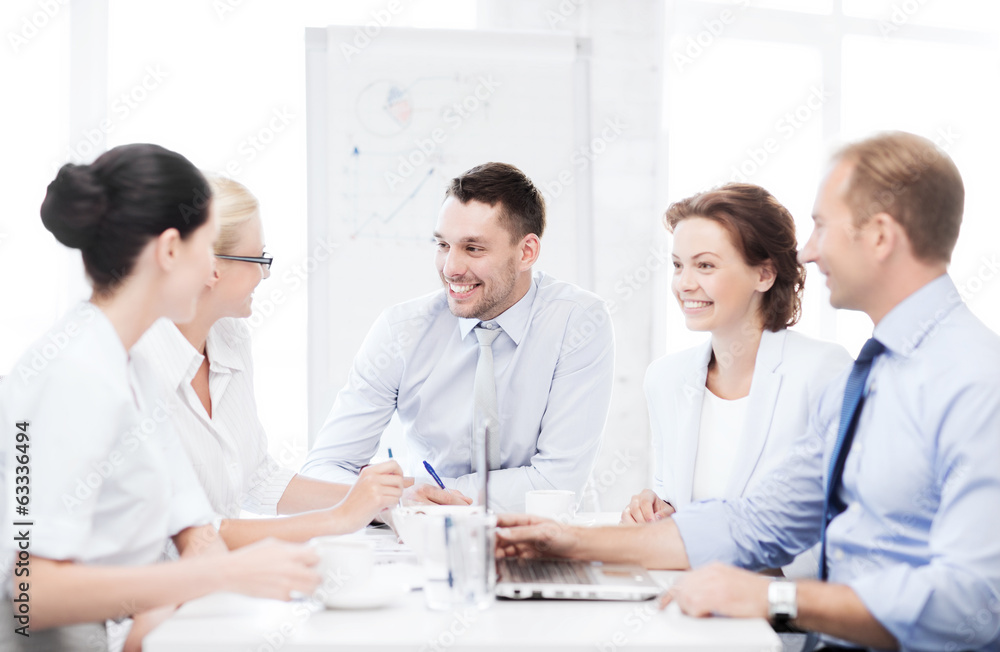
[146,514,782,652]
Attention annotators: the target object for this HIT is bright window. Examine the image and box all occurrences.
[663,1,1000,357]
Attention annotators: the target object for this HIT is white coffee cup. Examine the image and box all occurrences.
[524,489,577,520]
[310,537,375,605]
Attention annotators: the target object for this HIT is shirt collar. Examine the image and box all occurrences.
[205,321,246,372]
[872,274,961,358]
[145,318,205,389]
[457,274,538,345]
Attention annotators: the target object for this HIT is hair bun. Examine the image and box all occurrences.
[40,163,109,250]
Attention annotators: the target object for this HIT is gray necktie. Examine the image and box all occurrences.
[473,324,502,470]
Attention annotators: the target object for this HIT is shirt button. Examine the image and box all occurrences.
[833,548,845,561]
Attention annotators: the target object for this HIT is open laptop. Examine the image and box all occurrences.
[495,557,663,601]
[474,421,662,602]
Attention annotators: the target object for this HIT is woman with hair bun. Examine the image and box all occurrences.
[621,183,851,578]
[0,144,319,651]
[132,175,404,547]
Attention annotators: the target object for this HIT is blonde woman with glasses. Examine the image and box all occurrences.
[132,176,404,549]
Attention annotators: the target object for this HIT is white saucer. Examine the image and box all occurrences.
[321,569,410,610]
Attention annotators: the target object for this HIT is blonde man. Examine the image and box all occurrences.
[498,132,1000,652]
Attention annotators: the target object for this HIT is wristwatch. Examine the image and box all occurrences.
[767,578,797,624]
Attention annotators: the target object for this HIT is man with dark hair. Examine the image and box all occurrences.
[302,162,614,511]
[497,132,1000,651]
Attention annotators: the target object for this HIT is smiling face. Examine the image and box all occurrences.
[671,216,774,336]
[433,196,535,321]
[213,213,269,319]
[799,158,876,311]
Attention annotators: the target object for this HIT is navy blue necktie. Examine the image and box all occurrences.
[819,337,886,580]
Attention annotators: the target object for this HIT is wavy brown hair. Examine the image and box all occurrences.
[664,183,805,332]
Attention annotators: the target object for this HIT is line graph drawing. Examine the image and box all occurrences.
[348,165,437,239]
[332,74,494,242]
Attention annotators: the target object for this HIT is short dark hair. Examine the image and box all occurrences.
[664,183,805,332]
[41,143,212,294]
[834,131,964,263]
[445,162,545,242]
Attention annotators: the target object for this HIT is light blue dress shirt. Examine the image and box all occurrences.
[301,271,615,512]
[673,275,1000,651]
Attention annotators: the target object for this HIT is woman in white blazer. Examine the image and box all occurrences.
[132,176,404,548]
[0,145,318,651]
[621,183,850,578]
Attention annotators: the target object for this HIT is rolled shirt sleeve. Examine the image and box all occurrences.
[240,454,297,516]
[163,426,216,535]
[845,381,1000,651]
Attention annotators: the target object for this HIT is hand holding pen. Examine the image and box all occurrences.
[397,459,473,506]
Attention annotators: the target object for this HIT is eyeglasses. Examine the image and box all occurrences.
[215,252,273,271]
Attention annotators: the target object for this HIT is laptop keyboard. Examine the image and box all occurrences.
[498,558,593,585]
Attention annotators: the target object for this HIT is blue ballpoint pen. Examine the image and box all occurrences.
[443,516,455,589]
[423,460,446,489]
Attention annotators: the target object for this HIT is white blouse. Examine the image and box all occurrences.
[0,302,214,581]
[690,390,749,502]
[131,318,295,519]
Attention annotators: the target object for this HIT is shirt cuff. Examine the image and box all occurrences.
[671,500,743,568]
[241,464,297,516]
[166,484,217,536]
[846,564,931,648]
[299,461,361,485]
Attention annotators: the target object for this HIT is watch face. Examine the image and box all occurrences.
[768,580,797,620]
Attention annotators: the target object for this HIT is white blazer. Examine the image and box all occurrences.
[644,329,851,576]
